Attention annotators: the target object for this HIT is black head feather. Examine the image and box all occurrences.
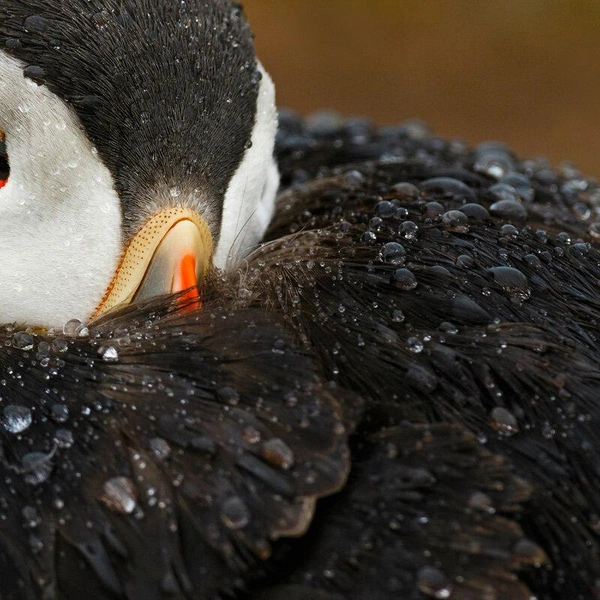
[0,0,259,236]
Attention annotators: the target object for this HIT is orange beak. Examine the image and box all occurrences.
[175,254,201,306]
[93,207,213,318]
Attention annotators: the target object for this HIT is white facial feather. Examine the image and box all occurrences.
[0,52,122,327]
[214,63,279,269]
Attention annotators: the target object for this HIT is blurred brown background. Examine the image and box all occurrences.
[243,0,600,176]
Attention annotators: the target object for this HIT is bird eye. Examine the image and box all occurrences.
[0,130,8,189]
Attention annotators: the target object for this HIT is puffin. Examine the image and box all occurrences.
[0,2,598,600]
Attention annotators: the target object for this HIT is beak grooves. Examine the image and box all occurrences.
[94,207,213,318]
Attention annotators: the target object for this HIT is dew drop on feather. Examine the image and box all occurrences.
[3,404,32,433]
[220,496,250,530]
[101,477,138,514]
[490,407,519,436]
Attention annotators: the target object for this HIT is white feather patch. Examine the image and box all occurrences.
[0,52,122,327]
[214,62,279,269]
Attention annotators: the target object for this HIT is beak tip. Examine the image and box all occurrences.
[174,254,202,310]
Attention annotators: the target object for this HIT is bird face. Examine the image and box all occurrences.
[0,0,278,327]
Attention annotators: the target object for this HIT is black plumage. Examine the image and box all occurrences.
[247,114,600,599]
[3,112,600,599]
[0,301,350,599]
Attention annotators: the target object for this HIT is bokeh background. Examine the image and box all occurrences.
[243,0,600,176]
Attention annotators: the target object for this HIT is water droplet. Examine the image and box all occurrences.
[149,437,171,460]
[5,38,22,51]
[3,404,32,433]
[51,338,68,353]
[22,506,41,528]
[99,346,119,362]
[417,566,453,599]
[524,253,541,268]
[22,451,54,485]
[393,207,409,221]
[390,268,417,291]
[54,429,74,448]
[572,201,591,222]
[490,406,519,436]
[23,64,45,85]
[512,538,547,566]
[390,181,419,200]
[217,386,240,406]
[220,496,250,530]
[489,199,527,220]
[50,404,69,423]
[261,438,295,470]
[423,201,444,220]
[369,216,383,231]
[420,177,477,204]
[474,142,515,179]
[500,223,519,238]
[376,200,396,218]
[500,172,534,202]
[439,321,458,334]
[399,220,418,240]
[11,331,34,351]
[406,337,424,353]
[570,242,589,258]
[468,491,494,512]
[381,242,406,265]
[589,222,600,239]
[360,231,377,244]
[24,15,48,34]
[490,182,520,203]
[456,254,474,268]
[338,220,351,233]
[459,203,490,222]
[63,319,89,337]
[243,425,262,444]
[101,477,137,514]
[392,309,405,323]
[487,266,530,300]
[441,210,469,233]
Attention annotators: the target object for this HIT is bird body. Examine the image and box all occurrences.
[0,2,597,600]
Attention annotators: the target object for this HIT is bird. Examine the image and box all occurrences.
[0,2,598,600]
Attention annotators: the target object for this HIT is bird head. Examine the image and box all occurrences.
[0,0,278,327]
